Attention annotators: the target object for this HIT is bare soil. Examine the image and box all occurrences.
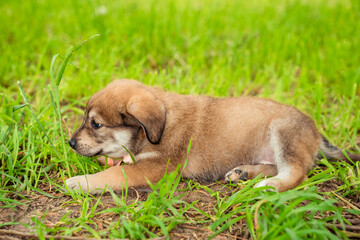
[1,171,360,240]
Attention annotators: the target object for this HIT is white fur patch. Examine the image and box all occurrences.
[254,180,268,188]
[103,130,132,158]
[254,121,292,191]
[135,152,159,160]
[269,122,291,180]
[88,110,97,119]
[121,152,159,164]
[254,178,278,191]
[114,130,132,144]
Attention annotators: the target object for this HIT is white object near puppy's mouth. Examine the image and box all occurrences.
[122,153,134,163]
[97,151,160,166]
[97,153,134,166]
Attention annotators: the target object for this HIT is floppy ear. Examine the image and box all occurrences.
[126,93,166,144]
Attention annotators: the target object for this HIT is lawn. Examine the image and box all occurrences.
[1,0,360,239]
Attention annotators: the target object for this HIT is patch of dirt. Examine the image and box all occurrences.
[0,185,149,239]
[0,175,359,239]
[0,179,244,239]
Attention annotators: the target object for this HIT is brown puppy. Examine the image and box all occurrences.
[66,79,360,193]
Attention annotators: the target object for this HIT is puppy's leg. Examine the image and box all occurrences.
[254,117,320,192]
[66,160,172,193]
[225,164,278,182]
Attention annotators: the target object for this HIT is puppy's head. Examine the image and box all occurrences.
[69,79,166,158]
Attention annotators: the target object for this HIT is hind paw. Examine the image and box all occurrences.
[225,168,249,182]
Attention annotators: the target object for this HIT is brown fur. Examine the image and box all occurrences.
[66,79,360,193]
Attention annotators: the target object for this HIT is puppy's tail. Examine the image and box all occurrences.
[319,135,360,164]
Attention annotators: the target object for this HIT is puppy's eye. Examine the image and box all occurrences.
[91,120,102,129]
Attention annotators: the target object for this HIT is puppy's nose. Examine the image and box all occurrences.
[68,139,77,149]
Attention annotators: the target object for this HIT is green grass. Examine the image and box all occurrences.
[1,0,360,239]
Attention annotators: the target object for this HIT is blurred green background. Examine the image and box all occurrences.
[1,0,359,142]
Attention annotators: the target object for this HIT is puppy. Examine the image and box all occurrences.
[66,79,360,193]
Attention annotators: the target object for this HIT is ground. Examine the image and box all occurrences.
[1,167,360,239]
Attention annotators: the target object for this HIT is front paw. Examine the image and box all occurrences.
[65,175,106,194]
[66,175,89,191]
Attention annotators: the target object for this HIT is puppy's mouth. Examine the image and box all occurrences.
[92,149,103,157]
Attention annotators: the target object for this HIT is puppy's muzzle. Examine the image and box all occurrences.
[68,139,77,150]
